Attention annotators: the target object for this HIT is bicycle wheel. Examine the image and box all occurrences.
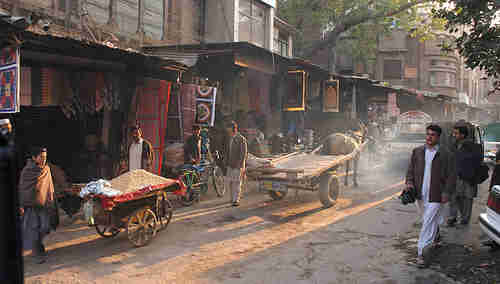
[179,171,199,206]
[212,166,226,197]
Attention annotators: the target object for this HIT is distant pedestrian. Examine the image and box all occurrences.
[224,121,248,207]
[405,124,455,268]
[448,125,482,226]
[19,147,59,264]
[367,121,380,162]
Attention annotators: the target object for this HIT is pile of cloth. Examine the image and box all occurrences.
[79,179,121,198]
[79,180,121,225]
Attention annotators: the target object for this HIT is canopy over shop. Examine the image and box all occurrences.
[145,43,332,150]
[0,29,186,182]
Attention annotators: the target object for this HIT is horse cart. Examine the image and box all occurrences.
[85,178,184,247]
[247,142,366,208]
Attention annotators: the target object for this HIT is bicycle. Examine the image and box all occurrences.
[176,151,226,206]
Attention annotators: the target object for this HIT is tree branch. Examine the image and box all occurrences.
[303,0,429,58]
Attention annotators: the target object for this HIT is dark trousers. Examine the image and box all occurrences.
[449,194,473,223]
[32,235,45,256]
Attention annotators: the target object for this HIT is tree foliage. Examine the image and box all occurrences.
[434,0,500,93]
[277,0,438,65]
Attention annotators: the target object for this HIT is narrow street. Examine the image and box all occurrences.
[24,158,459,284]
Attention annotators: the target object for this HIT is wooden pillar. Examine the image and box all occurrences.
[108,0,117,26]
[162,0,169,41]
[351,82,357,119]
[64,0,72,28]
[138,0,145,33]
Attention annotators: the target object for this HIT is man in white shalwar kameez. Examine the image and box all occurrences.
[406,124,455,268]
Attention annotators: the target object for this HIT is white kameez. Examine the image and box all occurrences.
[129,138,143,171]
[417,146,444,256]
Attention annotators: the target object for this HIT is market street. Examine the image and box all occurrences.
[23,159,458,284]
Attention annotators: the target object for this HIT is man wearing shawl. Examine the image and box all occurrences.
[448,125,481,226]
[405,125,455,268]
[19,147,59,263]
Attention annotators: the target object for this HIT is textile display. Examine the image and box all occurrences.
[61,72,121,119]
[194,85,217,127]
[323,80,340,112]
[284,71,306,111]
[0,47,20,113]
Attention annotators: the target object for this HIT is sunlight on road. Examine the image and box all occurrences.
[120,191,403,282]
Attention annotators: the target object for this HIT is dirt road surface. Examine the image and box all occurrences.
[24,160,458,284]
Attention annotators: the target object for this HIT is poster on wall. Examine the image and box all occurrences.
[284,71,306,111]
[195,85,217,127]
[0,47,20,113]
[323,79,340,112]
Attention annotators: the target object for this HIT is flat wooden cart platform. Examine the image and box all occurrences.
[88,180,184,247]
[247,143,366,208]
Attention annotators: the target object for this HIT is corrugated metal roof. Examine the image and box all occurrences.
[141,50,200,67]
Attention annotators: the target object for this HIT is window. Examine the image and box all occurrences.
[117,0,139,36]
[273,29,289,57]
[86,0,110,26]
[430,71,456,87]
[239,0,268,47]
[58,0,78,12]
[383,60,402,80]
[144,0,164,40]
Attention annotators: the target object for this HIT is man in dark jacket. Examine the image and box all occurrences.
[0,119,23,280]
[448,125,481,226]
[405,124,455,268]
[224,121,248,206]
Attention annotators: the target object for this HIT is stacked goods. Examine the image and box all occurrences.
[110,169,172,194]
[163,143,185,168]
[323,133,359,155]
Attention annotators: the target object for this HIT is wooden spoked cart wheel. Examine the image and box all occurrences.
[126,208,158,247]
[95,223,120,238]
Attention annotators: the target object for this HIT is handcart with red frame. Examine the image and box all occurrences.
[86,179,185,247]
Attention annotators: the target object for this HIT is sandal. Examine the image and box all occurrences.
[416,257,428,268]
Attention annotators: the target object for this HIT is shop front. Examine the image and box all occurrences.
[0,31,185,181]
[144,42,293,155]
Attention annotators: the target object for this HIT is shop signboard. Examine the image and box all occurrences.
[284,70,306,111]
[0,46,20,113]
[195,85,217,127]
[323,79,340,112]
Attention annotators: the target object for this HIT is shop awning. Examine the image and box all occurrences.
[143,42,291,74]
[10,31,186,79]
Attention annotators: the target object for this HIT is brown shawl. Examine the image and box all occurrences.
[19,160,55,208]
